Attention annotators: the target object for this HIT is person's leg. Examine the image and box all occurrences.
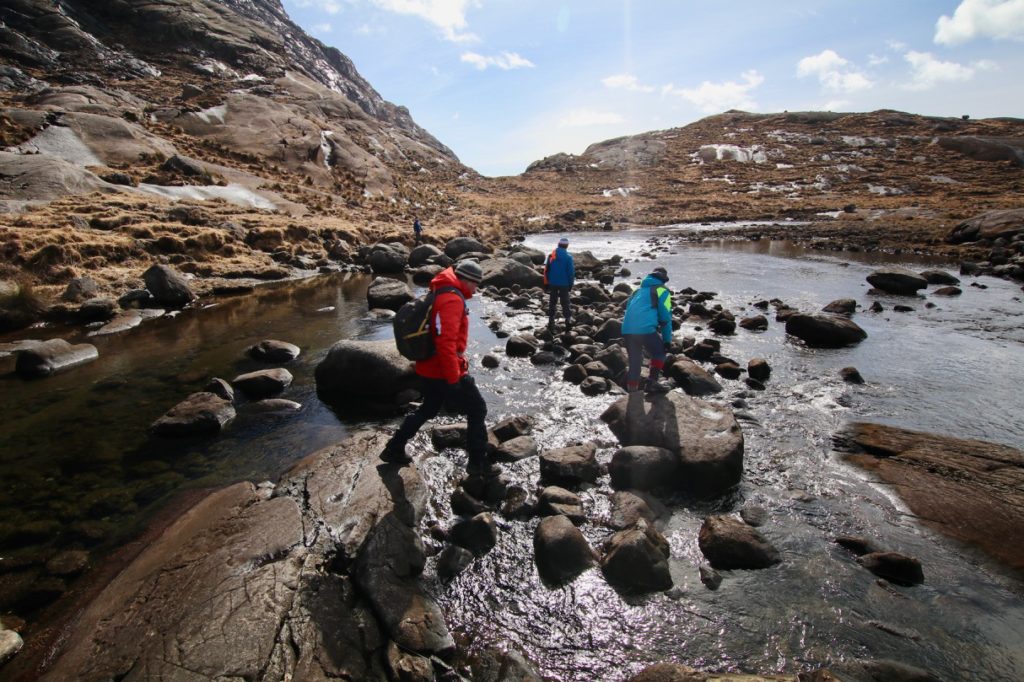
[455,376,499,476]
[641,333,670,392]
[625,334,644,392]
[547,287,558,329]
[559,286,572,326]
[382,378,446,462]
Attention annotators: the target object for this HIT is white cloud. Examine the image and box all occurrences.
[558,109,624,127]
[868,53,889,66]
[460,51,535,70]
[663,70,764,113]
[935,0,1024,45]
[903,50,994,90]
[293,0,343,13]
[797,49,873,93]
[369,0,480,42]
[602,74,656,93]
[313,22,333,33]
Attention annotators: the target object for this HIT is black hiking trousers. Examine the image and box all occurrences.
[391,375,488,463]
[547,285,572,326]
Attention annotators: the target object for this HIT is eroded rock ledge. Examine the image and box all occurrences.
[37,430,438,680]
[835,422,1024,572]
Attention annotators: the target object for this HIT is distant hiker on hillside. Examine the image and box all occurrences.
[543,236,575,333]
[413,216,423,244]
[622,266,674,393]
[380,260,501,477]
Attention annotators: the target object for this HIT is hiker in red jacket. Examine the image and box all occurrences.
[380,260,500,477]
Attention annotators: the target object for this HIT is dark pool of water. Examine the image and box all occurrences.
[2,227,1023,680]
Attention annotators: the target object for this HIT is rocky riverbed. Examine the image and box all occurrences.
[3,230,1024,680]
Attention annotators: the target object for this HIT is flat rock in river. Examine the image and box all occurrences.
[836,422,1024,571]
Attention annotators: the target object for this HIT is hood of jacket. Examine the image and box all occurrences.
[430,266,475,298]
[640,274,666,289]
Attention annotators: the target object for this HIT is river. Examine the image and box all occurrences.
[1,226,1023,680]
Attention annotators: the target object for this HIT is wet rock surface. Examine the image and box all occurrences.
[35,431,440,680]
[836,422,1024,570]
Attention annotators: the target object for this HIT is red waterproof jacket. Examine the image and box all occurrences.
[415,267,472,384]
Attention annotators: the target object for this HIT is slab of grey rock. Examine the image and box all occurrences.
[151,391,236,437]
[142,264,195,307]
[866,267,928,295]
[232,367,293,399]
[601,391,744,496]
[41,431,437,679]
[15,338,98,378]
[785,313,867,348]
[247,339,300,363]
[88,310,143,336]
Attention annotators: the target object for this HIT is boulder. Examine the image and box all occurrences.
[444,236,487,259]
[822,299,857,315]
[857,552,924,586]
[62,276,98,302]
[946,208,1024,244]
[536,486,585,523]
[247,339,300,363]
[411,265,443,286]
[0,629,23,666]
[866,268,927,295]
[932,286,962,296]
[480,258,543,288]
[747,358,771,382]
[151,392,236,437]
[840,367,864,384]
[368,243,409,274]
[142,264,196,307]
[785,313,867,348]
[366,277,413,312]
[315,339,416,408]
[608,490,670,531]
[920,270,960,285]
[666,358,722,396]
[436,545,474,582]
[608,446,679,492]
[506,335,538,357]
[205,377,234,401]
[449,512,498,557]
[490,415,533,442]
[231,368,293,399]
[698,515,780,570]
[408,244,443,268]
[539,443,600,488]
[601,392,744,495]
[15,338,98,378]
[579,376,611,395]
[738,314,768,331]
[601,522,672,593]
[534,515,597,585]
[493,435,538,462]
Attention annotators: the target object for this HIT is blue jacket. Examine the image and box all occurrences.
[622,275,673,343]
[544,247,575,287]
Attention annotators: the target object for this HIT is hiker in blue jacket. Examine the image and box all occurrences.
[622,267,674,393]
[543,236,575,333]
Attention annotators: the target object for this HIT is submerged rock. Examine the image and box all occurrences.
[857,551,925,586]
[232,367,293,399]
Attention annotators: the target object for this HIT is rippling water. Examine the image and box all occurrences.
[2,227,1023,680]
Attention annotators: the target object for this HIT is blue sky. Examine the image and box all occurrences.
[282,0,1024,176]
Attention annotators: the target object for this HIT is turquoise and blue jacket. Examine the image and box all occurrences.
[543,247,575,287]
[622,275,673,344]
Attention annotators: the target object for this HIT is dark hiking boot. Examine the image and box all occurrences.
[379,442,412,465]
[644,379,673,394]
[466,457,502,477]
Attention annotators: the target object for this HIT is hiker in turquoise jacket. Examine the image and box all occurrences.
[543,236,575,333]
[622,267,673,393]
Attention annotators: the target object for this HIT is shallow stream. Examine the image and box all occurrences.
[1,226,1023,680]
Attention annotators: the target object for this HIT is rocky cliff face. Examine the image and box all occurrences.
[1,0,1022,313]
